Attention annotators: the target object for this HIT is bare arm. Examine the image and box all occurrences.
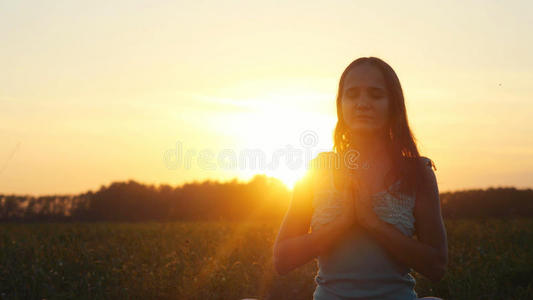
[363,157,448,282]
[273,169,354,276]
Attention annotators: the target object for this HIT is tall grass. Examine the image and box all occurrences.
[1,219,532,299]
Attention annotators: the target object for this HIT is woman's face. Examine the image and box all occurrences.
[341,63,390,135]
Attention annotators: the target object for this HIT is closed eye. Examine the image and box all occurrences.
[370,90,385,98]
[345,87,385,99]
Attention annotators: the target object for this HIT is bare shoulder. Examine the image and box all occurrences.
[415,156,439,202]
[418,156,437,171]
[295,152,333,194]
[304,152,337,178]
[275,153,326,241]
[291,152,336,203]
[414,156,443,235]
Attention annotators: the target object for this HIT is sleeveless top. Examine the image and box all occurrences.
[309,153,419,300]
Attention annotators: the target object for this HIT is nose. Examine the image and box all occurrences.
[355,91,372,108]
[357,101,369,108]
[356,98,371,110]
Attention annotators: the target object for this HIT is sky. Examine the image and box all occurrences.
[1,0,532,195]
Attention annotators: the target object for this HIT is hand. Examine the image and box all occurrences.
[336,181,357,230]
[352,181,383,232]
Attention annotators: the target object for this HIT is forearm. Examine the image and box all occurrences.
[367,220,446,282]
[274,220,350,275]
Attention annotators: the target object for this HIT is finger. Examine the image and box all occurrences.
[340,185,352,211]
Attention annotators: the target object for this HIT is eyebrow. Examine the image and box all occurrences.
[345,86,385,92]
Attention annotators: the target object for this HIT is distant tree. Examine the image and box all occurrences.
[1,180,532,222]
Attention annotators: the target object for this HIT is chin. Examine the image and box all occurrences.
[348,124,378,134]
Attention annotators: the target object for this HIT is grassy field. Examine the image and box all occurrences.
[1,219,532,299]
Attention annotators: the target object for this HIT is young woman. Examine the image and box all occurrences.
[273,57,448,300]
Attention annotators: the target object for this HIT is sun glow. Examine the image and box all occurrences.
[238,104,333,190]
[203,84,336,191]
[267,165,309,190]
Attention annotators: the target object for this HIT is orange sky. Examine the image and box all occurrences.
[1,0,532,195]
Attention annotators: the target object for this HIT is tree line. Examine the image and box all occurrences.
[1,174,532,222]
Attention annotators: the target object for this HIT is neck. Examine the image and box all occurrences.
[347,129,389,164]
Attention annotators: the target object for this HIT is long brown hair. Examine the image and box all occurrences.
[330,57,436,199]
